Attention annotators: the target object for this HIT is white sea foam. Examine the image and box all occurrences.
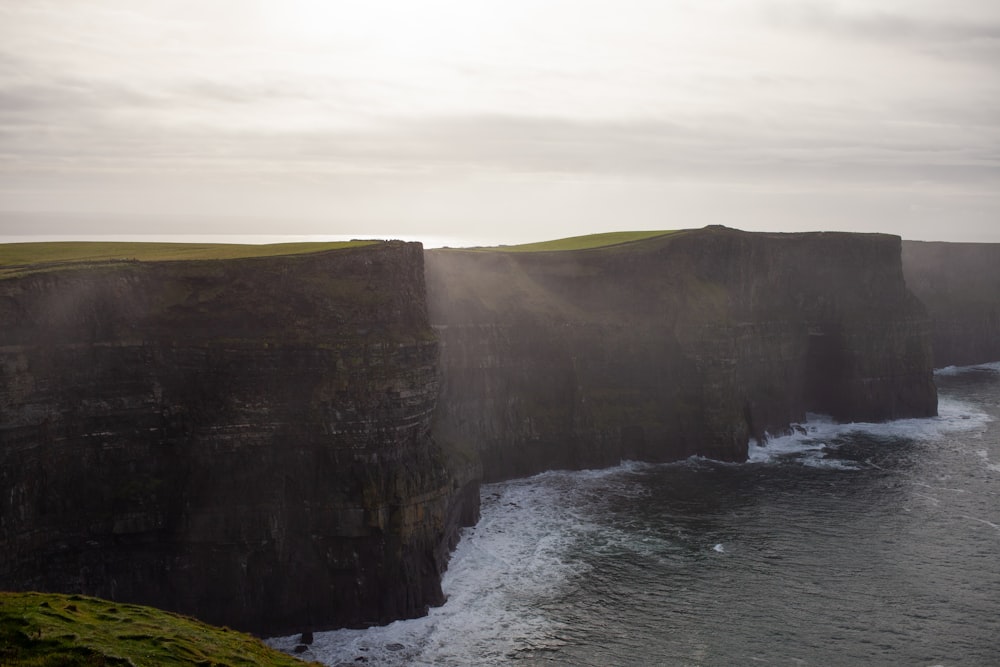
[747,396,992,470]
[934,361,1000,377]
[975,449,1000,473]
[268,462,649,666]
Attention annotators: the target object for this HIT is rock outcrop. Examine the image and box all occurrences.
[427,226,937,481]
[0,242,479,636]
[902,241,1000,367]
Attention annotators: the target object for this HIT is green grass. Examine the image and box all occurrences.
[0,591,320,666]
[466,230,676,253]
[0,241,377,279]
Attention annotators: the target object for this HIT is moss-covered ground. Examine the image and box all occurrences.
[0,592,320,666]
[466,230,676,252]
[0,241,376,279]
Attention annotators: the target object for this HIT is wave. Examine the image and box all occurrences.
[747,396,992,469]
[934,361,1000,377]
[268,464,654,666]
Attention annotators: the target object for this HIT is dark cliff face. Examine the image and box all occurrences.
[902,241,1000,368]
[0,241,479,636]
[0,229,941,635]
[427,226,937,481]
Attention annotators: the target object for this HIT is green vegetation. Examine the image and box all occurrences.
[466,230,676,253]
[0,241,377,279]
[0,591,320,666]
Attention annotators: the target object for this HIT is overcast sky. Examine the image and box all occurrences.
[1,0,997,245]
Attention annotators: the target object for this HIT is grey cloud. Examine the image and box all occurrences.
[905,99,1000,131]
[290,113,998,181]
[0,47,389,137]
[0,71,292,124]
[0,49,163,128]
[178,79,360,106]
[4,110,994,192]
[765,2,1000,61]
[0,80,157,119]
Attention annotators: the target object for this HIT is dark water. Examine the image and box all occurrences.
[272,363,1000,666]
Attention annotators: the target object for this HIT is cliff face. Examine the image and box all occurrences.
[902,241,1000,367]
[427,226,937,481]
[0,228,942,634]
[0,242,479,636]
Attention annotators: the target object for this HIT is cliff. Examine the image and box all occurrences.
[0,228,941,636]
[0,241,479,636]
[427,226,937,481]
[902,241,1000,367]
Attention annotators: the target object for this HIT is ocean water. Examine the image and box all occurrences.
[270,363,1000,666]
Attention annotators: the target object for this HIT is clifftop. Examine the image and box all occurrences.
[428,226,908,324]
[0,241,429,346]
[459,229,677,253]
[0,240,376,280]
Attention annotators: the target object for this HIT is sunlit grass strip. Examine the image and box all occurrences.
[0,591,319,666]
[467,230,677,252]
[0,241,377,268]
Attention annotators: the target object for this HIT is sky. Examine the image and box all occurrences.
[0,0,998,246]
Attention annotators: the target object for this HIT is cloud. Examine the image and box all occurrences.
[3,105,995,194]
[764,2,1000,62]
[1,1,997,242]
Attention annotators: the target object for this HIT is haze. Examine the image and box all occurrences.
[1,0,997,245]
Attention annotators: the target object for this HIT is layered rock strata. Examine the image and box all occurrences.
[0,227,941,634]
[427,226,937,481]
[0,242,479,636]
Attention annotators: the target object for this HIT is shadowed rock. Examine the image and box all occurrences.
[427,226,937,481]
[0,227,939,634]
[0,241,479,636]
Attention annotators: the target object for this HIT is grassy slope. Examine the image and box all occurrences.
[0,241,377,278]
[0,592,319,667]
[466,230,676,252]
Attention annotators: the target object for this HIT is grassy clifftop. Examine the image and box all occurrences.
[465,230,676,252]
[425,228,718,325]
[0,592,319,666]
[0,241,376,279]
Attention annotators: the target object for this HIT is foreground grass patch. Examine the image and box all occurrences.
[0,592,320,666]
[467,230,676,252]
[0,241,377,278]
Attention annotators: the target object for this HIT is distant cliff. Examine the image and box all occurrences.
[427,226,938,481]
[0,241,479,636]
[902,241,1000,367]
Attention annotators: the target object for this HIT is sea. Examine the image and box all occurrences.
[269,362,1000,666]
